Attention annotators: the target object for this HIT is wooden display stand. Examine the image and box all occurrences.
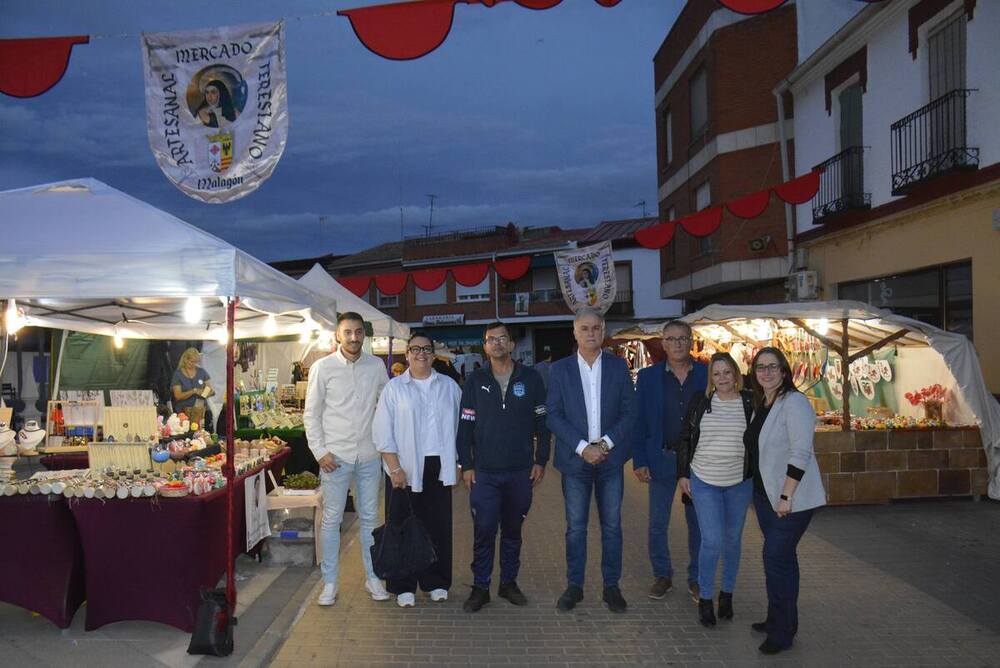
[103,406,158,443]
[89,442,153,472]
[266,486,323,565]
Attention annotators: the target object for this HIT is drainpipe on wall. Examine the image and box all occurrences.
[774,81,796,274]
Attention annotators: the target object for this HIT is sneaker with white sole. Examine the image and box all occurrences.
[366,577,390,601]
[429,588,448,602]
[397,592,416,607]
[317,583,337,606]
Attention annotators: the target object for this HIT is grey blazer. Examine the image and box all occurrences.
[757,391,826,512]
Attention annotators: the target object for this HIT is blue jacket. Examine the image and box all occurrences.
[545,352,636,476]
[632,361,708,480]
[456,362,550,472]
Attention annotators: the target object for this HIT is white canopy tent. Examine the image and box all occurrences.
[0,177,344,616]
[298,264,409,339]
[0,179,338,339]
[612,301,1000,499]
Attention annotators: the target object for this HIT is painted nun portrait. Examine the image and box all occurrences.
[196,80,238,128]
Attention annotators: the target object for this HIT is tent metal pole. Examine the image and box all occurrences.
[225,298,237,612]
[841,319,850,432]
[387,336,393,377]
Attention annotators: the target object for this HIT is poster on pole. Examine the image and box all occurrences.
[245,470,271,551]
[554,241,617,314]
[141,21,288,203]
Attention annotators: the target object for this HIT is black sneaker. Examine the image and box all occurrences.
[463,586,490,613]
[498,581,528,606]
[602,586,627,613]
[751,621,769,634]
[556,585,584,612]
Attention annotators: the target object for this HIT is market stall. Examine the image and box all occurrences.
[0,178,340,634]
[612,301,1000,502]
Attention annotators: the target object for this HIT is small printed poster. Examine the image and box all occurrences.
[245,471,271,551]
[141,21,288,203]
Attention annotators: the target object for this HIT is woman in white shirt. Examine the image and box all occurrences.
[677,353,754,628]
[373,333,461,608]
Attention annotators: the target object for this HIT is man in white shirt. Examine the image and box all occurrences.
[304,312,390,606]
[546,309,636,613]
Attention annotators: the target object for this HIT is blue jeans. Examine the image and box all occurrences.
[561,464,624,588]
[753,491,814,649]
[690,472,752,598]
[648,476,700,584]
[319,455,382,585]
[469,469,534,587]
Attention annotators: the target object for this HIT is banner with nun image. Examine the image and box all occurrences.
[554,241,617,314]
[141,21,288,203]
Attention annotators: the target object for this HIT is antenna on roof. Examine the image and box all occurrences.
[633,200,647,218]
[423,194,438,237]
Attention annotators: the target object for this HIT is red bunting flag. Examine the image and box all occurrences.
[337,276,373,297]
[773,170,822,204]
[494,255,531,281]
[0,35,89,98]
[679,207,724,237]
[451,261,491,287]
[411,267,449,291]
[634,222,677,250]
[374,272,410,295]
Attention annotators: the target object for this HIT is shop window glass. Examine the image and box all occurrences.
[415,283,447,306]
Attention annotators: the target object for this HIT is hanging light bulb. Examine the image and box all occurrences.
[815,318,830,336]
[113,328,125,349]
[316,329,333,350]
[213,326,230,345]
[263,314,277,337]
[184,297,203,324]
[4,300,24,335]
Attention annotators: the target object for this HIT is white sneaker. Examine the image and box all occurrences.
[429,588,448,602]
[366,577,391,601]
[317,583,337,606]
[396,592,415,607]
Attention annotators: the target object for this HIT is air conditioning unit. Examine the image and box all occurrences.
[789,270,819,301]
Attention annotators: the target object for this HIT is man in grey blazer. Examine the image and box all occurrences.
[546,309,637,613]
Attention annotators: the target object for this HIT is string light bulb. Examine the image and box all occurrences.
[4,300,24,335]
[184,297,203,324]
[263,314,277,337]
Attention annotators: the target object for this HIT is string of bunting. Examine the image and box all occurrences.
[633,169,822,250]
[336,254,531,297]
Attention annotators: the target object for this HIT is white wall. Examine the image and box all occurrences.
[795,0,865,64]
[792,0,1000,234]
[615,247,683,319]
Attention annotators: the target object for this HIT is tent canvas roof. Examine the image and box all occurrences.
[298,264,409,339]
[0,179,338,339]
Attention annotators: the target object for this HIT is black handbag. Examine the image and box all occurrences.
[187,587,236,656]
[370,487,437,580]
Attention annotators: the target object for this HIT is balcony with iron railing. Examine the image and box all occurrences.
[891,89,979,196]
[811,146,870,224]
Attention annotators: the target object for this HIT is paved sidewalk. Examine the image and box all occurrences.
[272,471,1000,667]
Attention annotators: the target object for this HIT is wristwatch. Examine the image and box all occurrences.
[595,439,610,455]
[779,494,790,501]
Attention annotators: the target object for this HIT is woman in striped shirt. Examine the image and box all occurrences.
[677,352,753,628]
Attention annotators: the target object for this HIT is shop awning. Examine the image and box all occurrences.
[418,324,484,347]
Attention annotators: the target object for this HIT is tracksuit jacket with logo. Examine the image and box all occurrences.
[457,363,551,472]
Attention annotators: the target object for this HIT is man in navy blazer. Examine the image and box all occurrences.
[632,320,705,602]
[546,309,636,613]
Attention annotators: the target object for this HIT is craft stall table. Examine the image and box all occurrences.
[235,428,316,476]
[0,494,86,628]
[40,453,90,471]
[68,447,289,632]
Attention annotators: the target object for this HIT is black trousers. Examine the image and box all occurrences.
[384,456,453,594]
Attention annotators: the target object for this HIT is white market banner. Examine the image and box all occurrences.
[141,21,288,203]
[245,470,271,551]
[554,241,617,314]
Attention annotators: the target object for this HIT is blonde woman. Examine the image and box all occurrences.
[171,348,214,416]
[677,352,753,627]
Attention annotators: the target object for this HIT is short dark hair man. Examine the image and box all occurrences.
[457,321,550,612]
[632,319,705,602]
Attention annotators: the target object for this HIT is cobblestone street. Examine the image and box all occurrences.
[272,471,1000,667]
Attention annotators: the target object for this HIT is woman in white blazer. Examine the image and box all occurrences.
[744,347,825,655]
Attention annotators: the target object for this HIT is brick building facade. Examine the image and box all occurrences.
[654,1,798,310]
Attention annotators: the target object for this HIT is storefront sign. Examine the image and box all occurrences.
[422,314,464,326]
[554,241,617,314]
[141,21,288,203]
[245,470,271,550]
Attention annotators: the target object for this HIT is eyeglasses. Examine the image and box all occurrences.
[407,345,434,355]
[662,336,691,345]
[485,335,509,345]
[754,363,781,374]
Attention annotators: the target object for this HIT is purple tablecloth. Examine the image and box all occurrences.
[68,448,289,632]
[0,494,86,628]
[40,453,89,471]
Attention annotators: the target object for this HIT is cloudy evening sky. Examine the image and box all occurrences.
[2,1,682,261]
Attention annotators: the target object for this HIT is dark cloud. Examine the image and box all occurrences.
[2,0,682,262]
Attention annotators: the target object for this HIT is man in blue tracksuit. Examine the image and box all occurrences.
[457,321,550,613]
